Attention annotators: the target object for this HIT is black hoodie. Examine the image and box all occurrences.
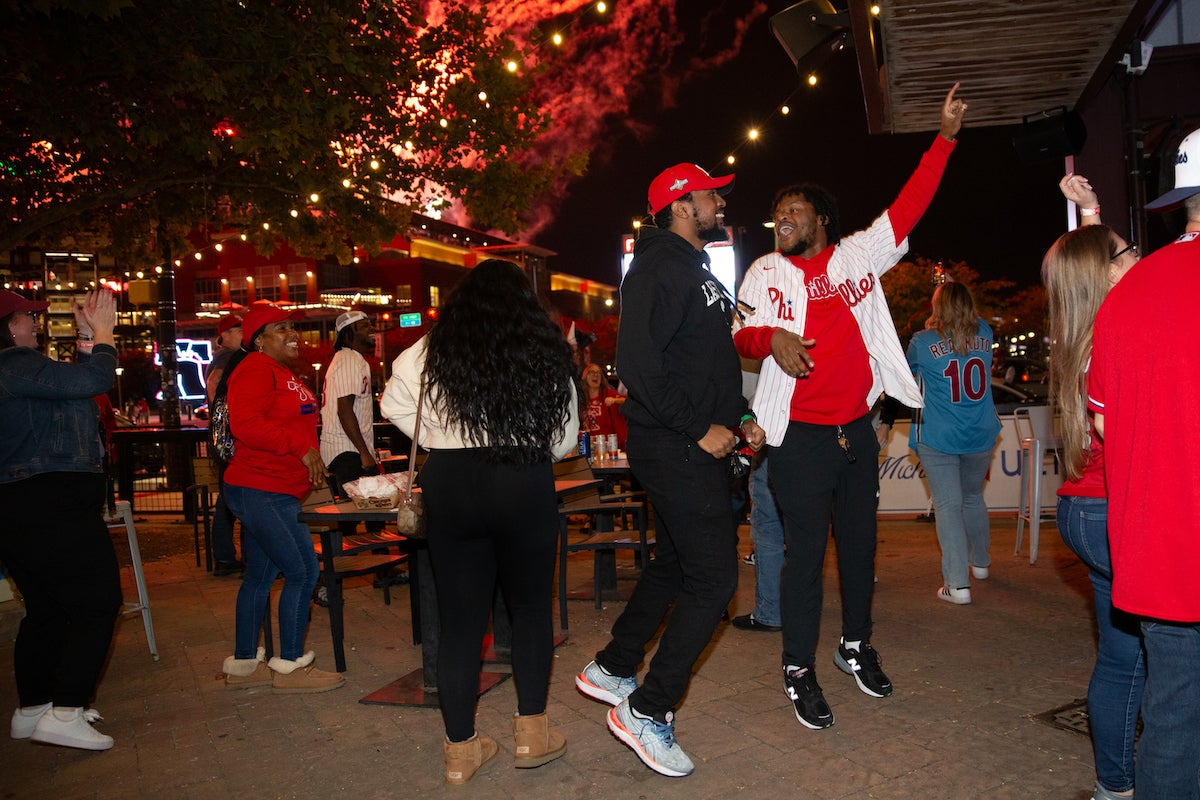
[615,226,749,448]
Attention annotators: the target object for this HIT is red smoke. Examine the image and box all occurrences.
[440,1,769,238]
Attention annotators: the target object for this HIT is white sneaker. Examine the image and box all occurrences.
[937,585,972,605]
[31,707,113,751]
[971,565,989,580]
[10,702,51,739]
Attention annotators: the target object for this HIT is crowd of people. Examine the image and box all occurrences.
[1,84,1197,799]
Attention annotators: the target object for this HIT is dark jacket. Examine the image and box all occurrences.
[616,226,748,446]
[0,344,116,483]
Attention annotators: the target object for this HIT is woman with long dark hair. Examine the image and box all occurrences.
[907,280,1000,605]
[0,288,120,750]
[217,302,344,694]
[1044,173,1142,800]
[381,259,579,785]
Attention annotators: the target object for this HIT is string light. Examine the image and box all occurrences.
[747,128,759,141]
[309,193,320,203]
[596,1,607,13]
[781,105,790,115]
[552,32,563,46]
[726,155,735,165]
[807,73,818,86]
[871,4,881,15]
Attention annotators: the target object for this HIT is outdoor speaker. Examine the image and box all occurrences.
[770,0,845,68]
[1012,110,1087,164]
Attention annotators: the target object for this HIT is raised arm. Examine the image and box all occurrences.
[1059,173,1102,226]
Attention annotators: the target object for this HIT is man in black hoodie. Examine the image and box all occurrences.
[575,163,765,778]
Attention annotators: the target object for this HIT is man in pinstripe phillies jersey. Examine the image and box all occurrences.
[320,310,382,535]
[732,84,967,731]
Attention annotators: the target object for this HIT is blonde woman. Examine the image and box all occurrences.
[906,281,1000,604]
[1044,173,1141,800]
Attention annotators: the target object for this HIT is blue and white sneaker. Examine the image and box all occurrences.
[607,699,695,777]
[576,660,637,706]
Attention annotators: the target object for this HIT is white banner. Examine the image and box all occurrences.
[878,417,1062,515]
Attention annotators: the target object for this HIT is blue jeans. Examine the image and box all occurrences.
[223,484,320,661]
[211,485,239,564]
[1057,495,1145,794]
[915,444,991,590]
[749,455,784,627]
[1137,619,1200,799]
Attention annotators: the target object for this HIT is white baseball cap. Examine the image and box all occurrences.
[335,310,368,333]
[1147,127,1200,212]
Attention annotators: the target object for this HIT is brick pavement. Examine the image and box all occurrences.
[0,517,1100,799]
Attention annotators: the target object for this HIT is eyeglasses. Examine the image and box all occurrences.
[1110,241,1138,262]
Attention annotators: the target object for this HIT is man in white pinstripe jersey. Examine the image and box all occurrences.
[320,310,382,535]
[733,83,967,730]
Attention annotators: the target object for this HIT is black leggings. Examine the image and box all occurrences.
[0,472,122,708]
[419,449,559,742]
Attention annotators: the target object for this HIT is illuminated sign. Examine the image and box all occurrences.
[153,339,214,401]
[398,312,423,328]
[620,228,737,295]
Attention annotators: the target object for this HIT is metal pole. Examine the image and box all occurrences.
[156,225,181,427]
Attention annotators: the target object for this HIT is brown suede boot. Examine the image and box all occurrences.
[267,651,345,694]
[443,734,498,785]
[223,646,273,689]
[513,712,566,768]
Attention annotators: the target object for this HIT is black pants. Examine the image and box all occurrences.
[770,415,879,668]
[327,451,384,534]
[597,436,738,716]
[419,449,559,742]
[0,472,122,707]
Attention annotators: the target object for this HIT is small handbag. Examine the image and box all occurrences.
[395,376,427,537]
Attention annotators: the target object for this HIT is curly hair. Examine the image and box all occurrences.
[925,281,979,356]
[1042,225,1116,481]
[772,183,842,244]
[424,259,577,464]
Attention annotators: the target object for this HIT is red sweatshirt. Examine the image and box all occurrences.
[223,352,319,499]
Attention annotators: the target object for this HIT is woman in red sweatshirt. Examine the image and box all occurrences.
[217,302,343,693]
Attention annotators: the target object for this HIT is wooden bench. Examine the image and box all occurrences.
[554,456,653,630]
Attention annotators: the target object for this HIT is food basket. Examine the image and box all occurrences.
[343,473,409,510]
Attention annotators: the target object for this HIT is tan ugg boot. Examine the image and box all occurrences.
[513,712,566,768]
[443,734,498,785]
[267,651,345,694]
[223,646,272,689]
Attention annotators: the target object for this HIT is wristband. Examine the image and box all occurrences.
[1080,206,1100,217]
[739,413,756,425]
[78,333,93,341]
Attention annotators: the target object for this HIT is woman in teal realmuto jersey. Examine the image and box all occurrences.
[906,281,1001,605]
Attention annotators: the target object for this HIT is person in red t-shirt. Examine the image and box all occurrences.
[581,363,627,450]
[1088,128,1200,800]
[218,302,344,694]
[1044,173,1142,800]
[733,84,966,730]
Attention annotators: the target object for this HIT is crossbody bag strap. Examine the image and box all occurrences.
[404,374,425,502]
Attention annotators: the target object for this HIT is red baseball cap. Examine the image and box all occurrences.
[647,163,735,215]
[216,314,243,336]
[242,301,304,344]
[0,290,49,319]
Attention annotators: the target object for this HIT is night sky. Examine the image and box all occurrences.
[532,5,1066,292]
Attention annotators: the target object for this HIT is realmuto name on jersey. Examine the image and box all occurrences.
[806,272,876,307]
